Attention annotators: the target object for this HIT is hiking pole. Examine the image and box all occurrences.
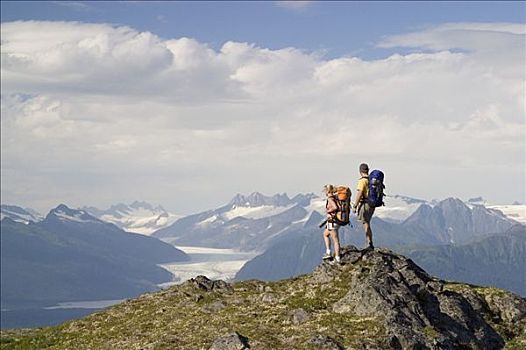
[319,219,327,228]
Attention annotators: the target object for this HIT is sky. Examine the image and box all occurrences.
[1,1,525,214]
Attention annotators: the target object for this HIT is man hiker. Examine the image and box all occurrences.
[353,163,375,250]
[322,184,342,264]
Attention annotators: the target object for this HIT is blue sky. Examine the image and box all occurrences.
[2,1,524,59]
[1,1,525,212]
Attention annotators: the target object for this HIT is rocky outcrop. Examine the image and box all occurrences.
[319,246,511,349]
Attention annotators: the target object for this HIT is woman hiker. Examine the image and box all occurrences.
[322,184,341,264]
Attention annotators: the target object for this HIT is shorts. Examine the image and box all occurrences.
[357,202,375,224]
[326,221,340,231]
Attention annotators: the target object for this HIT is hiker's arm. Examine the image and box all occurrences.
[326,198,338,217]
[353,190,363,212]
[353,179,366,211]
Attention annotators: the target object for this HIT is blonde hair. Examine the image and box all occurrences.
[323,184,335,196]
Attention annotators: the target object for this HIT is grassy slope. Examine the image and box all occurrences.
[1,266,386,350]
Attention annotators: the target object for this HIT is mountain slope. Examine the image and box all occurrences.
[399,225,526,296]
[0,205,189,310]
[1,247,525,349]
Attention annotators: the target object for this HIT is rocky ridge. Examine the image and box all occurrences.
[1,246,525,349]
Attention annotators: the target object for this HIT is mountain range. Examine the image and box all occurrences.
[1,204,189,313]
[153,192,520,250]
[1,193,524,329]
[152,192,321,251]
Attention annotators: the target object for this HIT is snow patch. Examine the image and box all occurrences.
[55,211,92,223]
[222,204,297,220]
[197,214,220,227]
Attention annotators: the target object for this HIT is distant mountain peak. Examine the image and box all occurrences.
[53,204,72,212]
[228,192,293,208]
[82,202,179,235]
[1,204,43,224]
[435,197,471,212]
[47,204,100,224]
[439,197,466,205]
[129,201,166,212]
[468,196,487,205]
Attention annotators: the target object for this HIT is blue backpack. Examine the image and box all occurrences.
[368,170,385,207]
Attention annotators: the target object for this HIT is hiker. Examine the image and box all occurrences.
[353,163,375,250]
[322,184,341,264]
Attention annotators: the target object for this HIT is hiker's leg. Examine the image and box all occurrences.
[323,229,331,252]
[363,222,373,246]
[330,230,340,258]
[367,207,375,246]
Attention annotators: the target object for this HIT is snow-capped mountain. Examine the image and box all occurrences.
[82,201,180,235]
[402,198,518,244]
[47,204,102,224]
[153,192,322,251]
[0,205,43,224]
[375,195,525,225]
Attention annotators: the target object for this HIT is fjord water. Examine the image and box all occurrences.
[1,244,255,329]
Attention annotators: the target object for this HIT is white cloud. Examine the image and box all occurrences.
[51,1,92,11]
[378,22,525,50]
[1,21,524,213]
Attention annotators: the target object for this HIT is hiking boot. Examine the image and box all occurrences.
[362,244,374,252]
[322,253,332,260]
[334,256,342,265]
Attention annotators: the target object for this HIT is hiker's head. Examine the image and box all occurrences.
[323,184,335,196]
[359,163,369,175]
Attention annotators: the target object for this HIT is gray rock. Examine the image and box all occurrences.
[288,308,309,325]
[187,275,233,294]
[203,301,226,313]
[261,293,276,303]
[190,275,215,291]
[209,332,249,350]
[308,335,343,350]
